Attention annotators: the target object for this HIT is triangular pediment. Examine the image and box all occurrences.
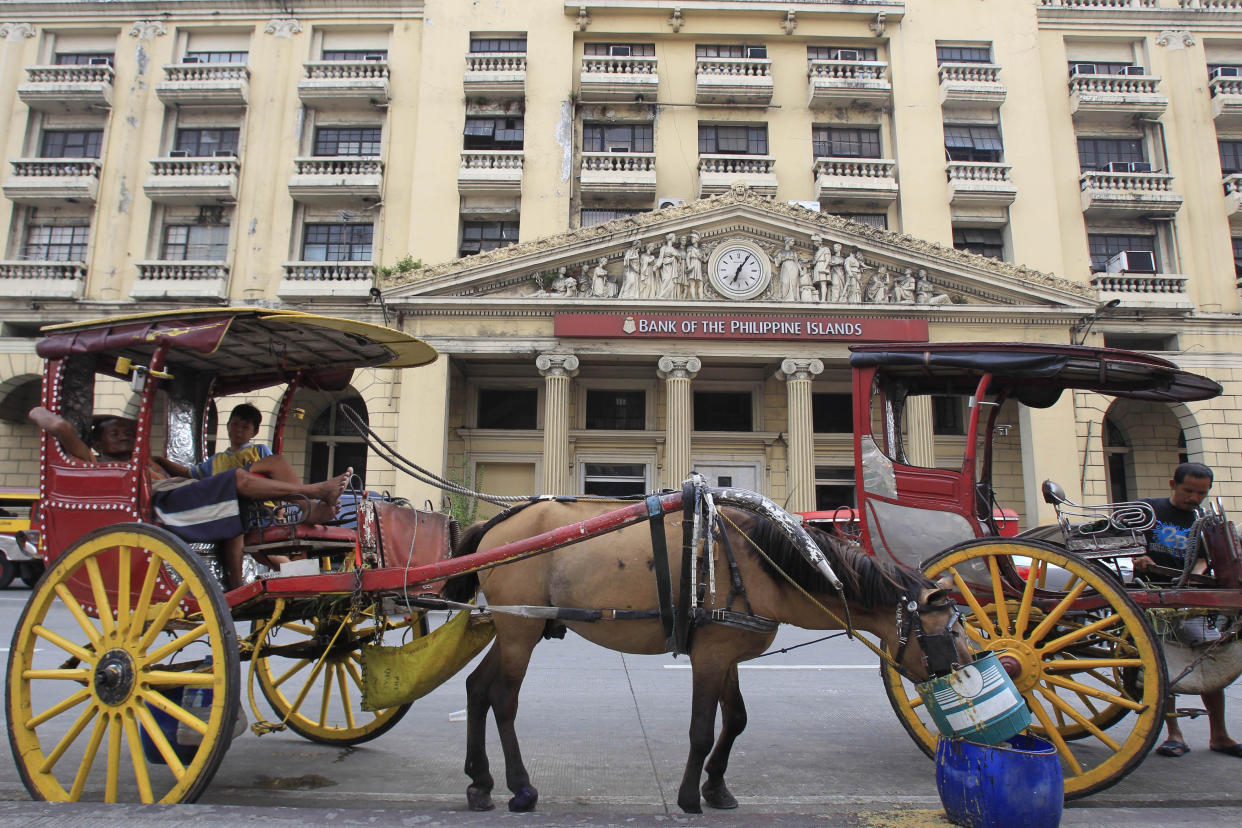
[383,189,1096,309]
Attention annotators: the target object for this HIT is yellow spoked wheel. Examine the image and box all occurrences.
[882,538,1166,800]
[252,608,426,745]
[6,525,239,803]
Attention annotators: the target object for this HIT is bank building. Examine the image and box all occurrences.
[0,0,1239,528]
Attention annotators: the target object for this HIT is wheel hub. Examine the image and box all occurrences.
[991,639,1041,691]
[93,649,136,706]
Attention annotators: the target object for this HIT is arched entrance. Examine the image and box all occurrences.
[1103,397,1194,501]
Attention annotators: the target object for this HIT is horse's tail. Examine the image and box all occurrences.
[441,519,488,603]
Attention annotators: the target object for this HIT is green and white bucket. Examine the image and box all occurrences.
[915,652,1030,745]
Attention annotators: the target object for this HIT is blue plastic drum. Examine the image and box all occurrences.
[935,734,1064,828]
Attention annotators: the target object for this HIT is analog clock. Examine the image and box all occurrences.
[707,240,772,301]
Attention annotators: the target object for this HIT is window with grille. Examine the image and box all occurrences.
[302,223,373,261]
[833,212,888,229]
[932,395,966,436]
[476,388,537,429]
[585,389,645,430]
[583,123,653,153]
[460,221,519,256]
[812,392,853,434]
[953,228,1005,260]
[40,130,103,158]
[944,125,1003,163]
[314,127,382,156]
[55,53,113,66]
[174,128,240,157]
[24,224,89,261]
[696,44,766,58]
[184,51,248,64]
[580,208,646,227]
[1087,233,1156,272]
[584,43,655,56]
[464,118,524,150]
[807,46,878,61]
[1076,137,1145,171]
[812,126,882,159]
[322,50,388,61]
[162,224,229,261]
[1221,140,1242,174]
[693,391,753,432]
[309,397,368,487]
[582,463,647,497]
[698,124,768,155]
[937,45,992,64]
[469,37,526,53]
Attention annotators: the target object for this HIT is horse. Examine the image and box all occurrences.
[443,499,965,814]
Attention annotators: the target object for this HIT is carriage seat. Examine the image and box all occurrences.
[1040,479,1154,560]
[241,523,356,558]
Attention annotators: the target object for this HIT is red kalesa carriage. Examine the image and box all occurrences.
[5,308,1239,808]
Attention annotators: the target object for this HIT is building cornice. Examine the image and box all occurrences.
[1037,2,1242,32]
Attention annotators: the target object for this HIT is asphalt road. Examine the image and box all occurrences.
[1,583,1241,826]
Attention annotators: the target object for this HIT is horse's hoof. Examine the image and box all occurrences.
[466,786,495,812]
[678,796,703,814]
[508,783,539,812]
[702,781,739,810]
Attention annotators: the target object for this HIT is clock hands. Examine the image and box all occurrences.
[731,255,754,285]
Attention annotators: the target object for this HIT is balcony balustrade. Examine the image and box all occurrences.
[813,157,898,204]
[939,63,1005,108]
[1079,170,1181,217]
[579,55,658,102]
[807,60,890,108]
[1224,173,1242,226]
[946,162,1017,207]
[132,261,229,300]
[1090,272,1191,310]
[0,261,86,299]
[144,156,239,204]
[18,64,113,113]
[1068,72,1166,123]
[463,52,526,98]
[697,154,777,197]
[580,152,657,196]
[157,63,249,107]
[299,60,391,107]
[458,150,524,193]
[288,158,383,202]
[696,57,773,105]
[3,159,100,204]
[1210,75,1242,128]
[279,262,374,299]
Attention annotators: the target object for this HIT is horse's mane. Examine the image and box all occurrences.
[734,513,933,609]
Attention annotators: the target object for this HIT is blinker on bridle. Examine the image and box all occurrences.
[893,594,963,681]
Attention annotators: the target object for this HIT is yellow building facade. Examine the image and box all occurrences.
[0,0,1239,529]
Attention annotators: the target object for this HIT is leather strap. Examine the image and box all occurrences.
[646,494,676,651]
[673,479,698,656]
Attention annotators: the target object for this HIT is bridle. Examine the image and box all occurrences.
[893,593,964,682]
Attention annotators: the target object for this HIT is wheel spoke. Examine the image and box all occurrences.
[949,568,999,638]
[116,545,132,634]
[39,701,99,772]
[342,657,364,692]
[986,556,1010,635]
[33,625,94,662]
[68,710,108,800]
[142,624,209,668]
[143,670,216,688]
[1041,614,1127,654]
[137,582,191,652]
[54,584,103,648]
[1028,580,1089,645]
[85,557,116,639]
[132,698,187,779]
[1044,674,1145,711]
[271,658,311,689]
[1035,686,1121,751]
[286,653,333,720]
[1013,557,1042,638]
[104,713,122,803]
[28,686,92,728]
[1043,658,1143,672]
[318,662,334,726]
[138,689,206,736]
[337,664,356,729]
[129,551,164,644]
[121,710,154,804]
[23,667,90,683]
[1025,692,1083,776]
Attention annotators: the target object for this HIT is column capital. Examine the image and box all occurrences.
[657,355,701,380]
[536,353,579,378]
[777,358,824,382]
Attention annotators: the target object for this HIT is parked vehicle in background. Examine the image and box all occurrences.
[0,489,42,588]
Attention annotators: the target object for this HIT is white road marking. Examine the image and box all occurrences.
[663,664,874,670]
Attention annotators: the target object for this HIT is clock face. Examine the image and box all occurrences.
[709,243,771,300]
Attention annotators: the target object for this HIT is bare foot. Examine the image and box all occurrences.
[310,468,352,514]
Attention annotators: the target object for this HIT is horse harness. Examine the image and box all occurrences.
[894,593,962,680]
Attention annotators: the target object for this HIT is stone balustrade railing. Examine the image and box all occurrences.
[581,55,657,75]
[1040,0,1157,8]
[1079,170,1174,192]
[1090,273,1187,294]
[163,63,249,83]
[1069,74,1160,95]
[303,60,389,80]
[10,159,101,178]
[283,262,374,282]
[807,59,888,81]
[1181,1,1242,8]
[938,63,1002,84]
[696,57,772,78]
[1224,172,1242,195]
[136,261,230,281]
[149,157,239,176]
[698,154,776,175]
[814,157,897,178]
[460,151,524,171]
[0,261,87,280]
[947,161,1013,182]
[294,157,383,175]
[465,53,527,73]
[1210,77,1242,97]
[581,152,656,173]
[24,64,114,84]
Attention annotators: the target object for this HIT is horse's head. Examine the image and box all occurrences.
[889,584,973,683]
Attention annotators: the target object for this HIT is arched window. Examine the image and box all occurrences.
[308,396,368,487]
[1103,416,1131,503]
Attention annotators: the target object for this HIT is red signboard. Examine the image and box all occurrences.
[554,313,929,343]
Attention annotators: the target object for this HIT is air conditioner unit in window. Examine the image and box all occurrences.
[214,150,235,157]
[657,197,686,209]
[788,200,822,212]
[1212,66,1241,79]
[1069,63,1097,77]
[181,56,200,64]
[745,46,767,59]
[1105,160,1135,172]
[836,50,860,62]
[88,57,111,66]
[608,45,632,57]
[1128,161,1153,173]
[364,54,385,61]
[1107,250,1156,274]
[168,149,190,157]
[1119,65,1147,76]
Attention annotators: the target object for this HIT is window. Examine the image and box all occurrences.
[833,212,888,229]
[584,43,655,57]
[309,397,368,488]
[814,467,857,511]
[1068,61,1134,76]
[1233,237,1242,280]
[162,224,229,261]
[469,37,526,53]
[943,125,1002,163]
[582,123,653,153]
[302,223,373,261]
[1103,333,1177,352]
[812,126,881,159]
[314,127,382,156]
[1220,140,1242,174]
[580,208,646,227]
[460,220,519,256]
[807,46,878,61]
[696,44,766,59]
[41,130,103,159]
[812,393,853,434]
[582,463,647,497]
[463,118,524,150]
[24,224,89,261]
[937,45,991,64]
[1087,233,1156,272]
[585,389,645,430]
[174,128,239,157]
[1076,137,1144,172]
[693,391,752,432]
[55,53,113,66]
[932,395,965,436]
[953,228,1005,260]
[476,388,537,429]
[184,51,248,64]
[698,124,768,156]
[322,50,388,61]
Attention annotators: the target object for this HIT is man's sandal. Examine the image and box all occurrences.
[1156,739,1190,757]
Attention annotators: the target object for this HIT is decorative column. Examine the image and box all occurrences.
[536,353,578,495]
[778,358,824,513]
[906,393,936,468]
[658,355,700,488]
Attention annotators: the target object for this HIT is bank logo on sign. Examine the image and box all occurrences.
[622,316,637,334]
